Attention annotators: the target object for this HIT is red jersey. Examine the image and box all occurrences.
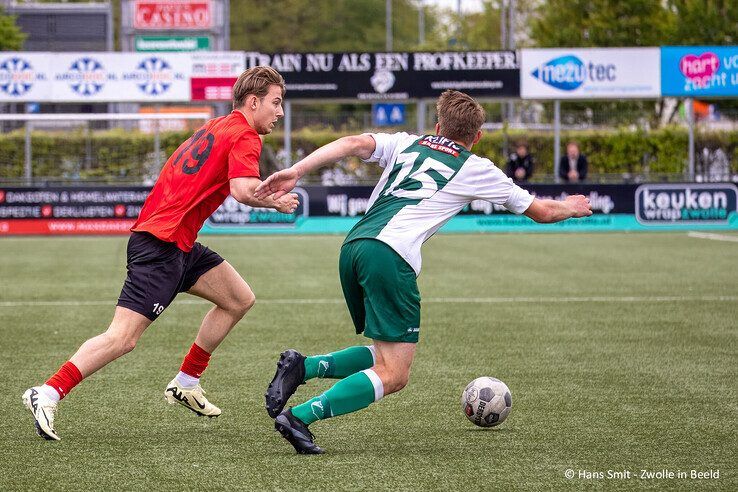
[132,111,261,251]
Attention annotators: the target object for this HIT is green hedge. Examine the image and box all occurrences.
[1,126,736,181]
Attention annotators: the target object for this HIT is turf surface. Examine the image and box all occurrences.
[0,233,736,490]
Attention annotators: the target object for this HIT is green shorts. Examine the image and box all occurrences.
[339,239,421,343]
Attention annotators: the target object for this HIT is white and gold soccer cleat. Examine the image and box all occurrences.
[164,379,221,418]
[22,387,60,441]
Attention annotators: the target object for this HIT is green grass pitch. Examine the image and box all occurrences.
[0,232,736,490]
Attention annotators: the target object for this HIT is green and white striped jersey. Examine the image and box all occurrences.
[344,132,534,275]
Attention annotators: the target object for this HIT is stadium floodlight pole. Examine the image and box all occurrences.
[223,0,230,50]
[386,0,393,51]
[152,104,162,169]
[24,121,32,185]
[417,99,426,135]
[416,0,425,138]
[684,97,694,181]
[507,0,515,125]
[418,0,425,45]
[456,0,462,42]
[284,101,292,166]
[500,0,508,155]
[500,0,507,51]
[154,115,161,170]
[554,100,561,183]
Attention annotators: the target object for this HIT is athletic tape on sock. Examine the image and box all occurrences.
[366,345,376,365]
[361,368,384,401]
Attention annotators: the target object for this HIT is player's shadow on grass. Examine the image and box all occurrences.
[464,427,514,433]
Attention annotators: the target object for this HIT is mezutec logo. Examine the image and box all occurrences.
[531,55,615,91]
[124,57,183,96]
[56,57,112,96]
[635,183,738,225]
[0,57,45,96]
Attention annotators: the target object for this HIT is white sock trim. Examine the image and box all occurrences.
[366,345,376,365]
[40,384,61,402]
[175,371,200,388]
[361,369,384,401]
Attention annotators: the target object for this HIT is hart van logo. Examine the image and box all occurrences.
[0,57,45,97]
[57,57,111,96]
[124,57,182,96]
[531,54,616,92]
[636,183,738,225]
[679,52,719,88]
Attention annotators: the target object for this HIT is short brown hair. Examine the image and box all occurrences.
[232,66,285,109]
[436,90,486,144]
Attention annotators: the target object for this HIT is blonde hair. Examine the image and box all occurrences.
[232,66,285,109]
[436,90,486,144]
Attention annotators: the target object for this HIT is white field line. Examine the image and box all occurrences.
[0,295,736,308]
[687,231,738,243]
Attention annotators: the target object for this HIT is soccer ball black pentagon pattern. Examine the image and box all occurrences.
[478,387,494,402]
[460,377,512,428]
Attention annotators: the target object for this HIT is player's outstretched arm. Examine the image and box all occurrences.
[523,195,592,224]
[254,134,376,200]
[230,177,299,214]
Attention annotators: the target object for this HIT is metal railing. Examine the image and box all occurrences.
[0,113,211,185]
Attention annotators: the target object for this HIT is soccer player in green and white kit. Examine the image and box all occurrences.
[255,90,592,454]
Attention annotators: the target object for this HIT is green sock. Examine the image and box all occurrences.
[292,369,383,425]
[303,345,375,381]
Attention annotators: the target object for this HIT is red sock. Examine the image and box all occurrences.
[180,343,211,378]
[45,361,83,400]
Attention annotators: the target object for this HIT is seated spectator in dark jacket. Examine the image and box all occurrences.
[506,142,534,182]
[559,142,588,182]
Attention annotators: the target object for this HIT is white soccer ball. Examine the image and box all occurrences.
[461,377,512,427]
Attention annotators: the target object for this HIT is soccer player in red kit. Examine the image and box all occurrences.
[22,66,298,441]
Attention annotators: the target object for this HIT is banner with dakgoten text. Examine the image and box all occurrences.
[3,183,735,235]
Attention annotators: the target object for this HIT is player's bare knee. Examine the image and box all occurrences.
[375,366,410,394]
[120,337,138,355]
[104,330,137,356]
[392,370,411,393]
[232,289,255,318]
[242,288,256,312]
[221,290,254,319]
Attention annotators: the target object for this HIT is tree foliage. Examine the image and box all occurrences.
[444,0,503,50]
[231,0,445,52]
[530,0,737,50]
[665,0,738,45]
[531,0,672,48]
[0,7,26,51]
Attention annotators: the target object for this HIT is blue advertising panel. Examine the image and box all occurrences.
[372,103,406,126]
[661,46,738,97]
